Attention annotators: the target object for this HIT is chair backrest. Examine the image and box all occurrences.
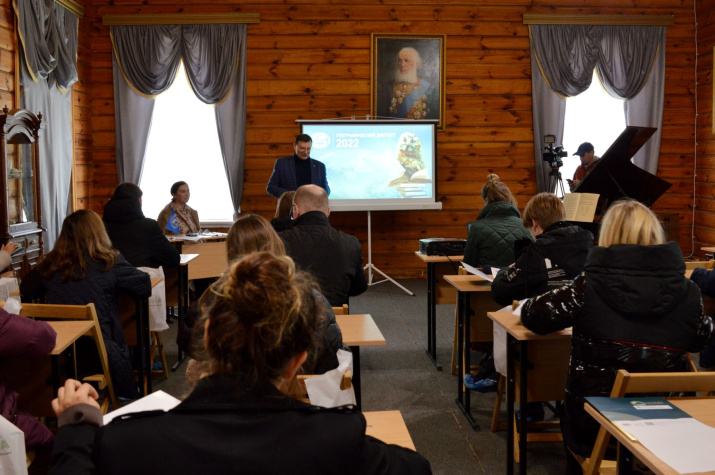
[685,260,715,270]
[332,304,349,315]
[610,369,715,397]
[16,302,118,409]
[289,371,353,404]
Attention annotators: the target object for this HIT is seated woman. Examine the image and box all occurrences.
[157,181,200,235]
[520,200,714,471]
[183,214,345,386]
[20,209,152,399]
[103,182,180,269]
[270,190,295,232]
[491,192,593,306]
[50,253,432,474]
[463,174,532,268]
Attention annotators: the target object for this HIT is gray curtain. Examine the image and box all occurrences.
[15,0,78,249]
[111,24,247,215]
[529,25,666,192]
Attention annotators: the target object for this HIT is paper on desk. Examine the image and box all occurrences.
[460,262,495,281]
[305,349,356,408]
[511,299,527,317]
[614,418,715,473]
[103,390,180,425]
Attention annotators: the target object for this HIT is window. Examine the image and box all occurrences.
[561,70,626,189]
[140,62,234,224]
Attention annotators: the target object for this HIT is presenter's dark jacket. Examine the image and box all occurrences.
[103,194,180,269]
[267,154,330,198]
[463,201,532,268]
[521,242,714,457]
[50,374,432,475]
[279,211,366,307]
[20,258,152,399]
[490,221,593,306]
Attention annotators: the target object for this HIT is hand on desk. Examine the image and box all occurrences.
[2,242,18,255]
[52,379,100,416]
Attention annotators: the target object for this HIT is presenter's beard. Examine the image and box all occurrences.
[394,69,419,84]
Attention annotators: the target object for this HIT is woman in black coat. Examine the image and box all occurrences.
[103,182,180,269]
[521,200,714,471]
[21,210,152,399]
[49,253,431,475]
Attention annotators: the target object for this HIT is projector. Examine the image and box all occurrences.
[419,238,467,256]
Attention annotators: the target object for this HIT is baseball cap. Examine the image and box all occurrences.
[573,142,594,157]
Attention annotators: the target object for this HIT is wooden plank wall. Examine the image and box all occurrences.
[695,0,715,254]
[79,0,698,278]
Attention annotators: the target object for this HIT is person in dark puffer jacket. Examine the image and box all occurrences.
[21,210,152,399]
[491,192,593,306]
[279,185,366,307]
[102,182,180,269]
[689,267,715,368]
[463,174,532,269]
[521,200,714,473]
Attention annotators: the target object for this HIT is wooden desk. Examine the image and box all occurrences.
[585,398,715,475]
[702,247,715,254]
[415,252,463,370]
[170,236,228,280]
[364,410,416,451]
[336,314,386,410]
[487,311,572,475]
[443,274,497,430]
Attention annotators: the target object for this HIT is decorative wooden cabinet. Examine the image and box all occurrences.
[0,108,44,278]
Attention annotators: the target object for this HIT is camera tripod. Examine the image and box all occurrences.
[548,167,566,198]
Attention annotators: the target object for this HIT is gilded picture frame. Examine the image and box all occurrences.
[371,34,446,130]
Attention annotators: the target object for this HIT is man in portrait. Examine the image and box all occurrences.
[386,47,439,120]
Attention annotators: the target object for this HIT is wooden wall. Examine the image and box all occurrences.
[70,0,699,278]
[695,0,715,255]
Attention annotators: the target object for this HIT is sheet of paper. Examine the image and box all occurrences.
[563,192,599,222]
[512,299,528,316]
[614,418,715,474]
[460,262,494,282]
[103,390,181,425]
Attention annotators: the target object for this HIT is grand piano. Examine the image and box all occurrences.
[570,126,675,238]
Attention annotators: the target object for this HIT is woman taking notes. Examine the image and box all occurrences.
[520,200,713,472]
[157,181,200,235]
[50,253,431,474]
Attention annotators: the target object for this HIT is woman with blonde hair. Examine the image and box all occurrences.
[271,190,296,232]
[50,253,431,474]
[463,174,532,268]
[227,213,286,262]
[521,200,713,472]
[21,209,152,399]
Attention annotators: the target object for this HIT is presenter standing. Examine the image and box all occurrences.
[267,134,330,198]
[157,181,201,235]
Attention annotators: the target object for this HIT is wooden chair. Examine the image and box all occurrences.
[332,304,349,315]
[12,302,118,412]
[685,260,715,270]
[289,371,353,403]
[578,369,715,474]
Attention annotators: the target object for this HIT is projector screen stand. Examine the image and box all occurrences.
[363,211,414,296]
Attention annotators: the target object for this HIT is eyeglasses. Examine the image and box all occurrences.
[290,204,295,219]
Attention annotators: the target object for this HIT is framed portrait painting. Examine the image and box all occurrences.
[371,34,446,130]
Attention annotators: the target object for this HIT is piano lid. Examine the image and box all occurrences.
[572,126,671,207]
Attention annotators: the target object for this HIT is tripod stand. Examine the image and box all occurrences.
[548,167,566,198]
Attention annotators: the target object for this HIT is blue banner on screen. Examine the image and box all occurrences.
[300,120,441,212]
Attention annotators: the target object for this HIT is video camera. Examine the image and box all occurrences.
[542,134,567,169]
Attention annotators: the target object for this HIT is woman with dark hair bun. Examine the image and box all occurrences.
[49,252,432,474]
[157,181,200,235]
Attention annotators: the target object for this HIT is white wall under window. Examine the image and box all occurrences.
[140,62,234,225]
[561,70,627,187]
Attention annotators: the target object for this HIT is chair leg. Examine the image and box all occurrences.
[451,306,459,375]
[491,374,506,432]
[150,331,170,380]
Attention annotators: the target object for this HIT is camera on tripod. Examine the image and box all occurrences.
[542,134,568,169]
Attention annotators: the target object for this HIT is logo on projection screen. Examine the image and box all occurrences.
[312,132,331,149]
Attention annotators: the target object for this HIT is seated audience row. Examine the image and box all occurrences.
[50,252,431,474]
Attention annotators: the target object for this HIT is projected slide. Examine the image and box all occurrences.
[301,122,437,211]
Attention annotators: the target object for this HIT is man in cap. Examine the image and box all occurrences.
[567,142,600,190]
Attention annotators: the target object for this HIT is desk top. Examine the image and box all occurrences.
[414,251,464,263]
[585,398,715,475]
[180,254,200,265]
[150,277,162,288]
[336,314,386,347]
[487,311,572,341]
[702,247,715,253]
[443,274,492,292]
[47,320,94,355]
[364,410,416,451]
